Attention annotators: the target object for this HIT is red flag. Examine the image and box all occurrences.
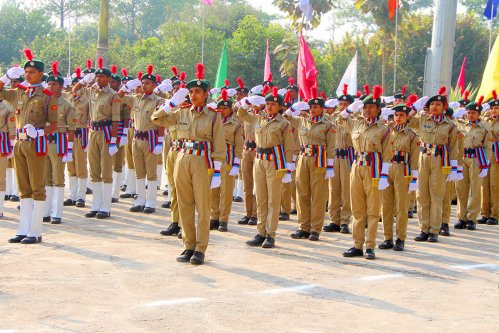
[202,0,214,5]
[297,33,318,100]
[264,39,272,82]
[456,56,467,96]
[388,0,399,20]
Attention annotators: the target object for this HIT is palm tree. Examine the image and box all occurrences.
[96,0,109,64]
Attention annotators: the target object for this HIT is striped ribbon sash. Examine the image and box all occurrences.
[134,129,158,152]
[75,128,89,149]
[50,133,68,156]
[391,150,411,176]
[300,144,327,167]
[170,139,184,152]
[90,121,112,143]
[256,145,287,171]
[0,132,11,156]
[355,151,382,179]
[336,147,355,164]
[420,142,450,168]
[465,147,490,169]
[244,140,257,152]
[226,143,235,166]
[16,128,47,156]
[492,142,499,164]
[181,140,214,169]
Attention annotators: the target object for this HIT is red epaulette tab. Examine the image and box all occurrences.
[42,88,54,96]
[17,84,28,91]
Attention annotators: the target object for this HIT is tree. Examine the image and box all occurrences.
[96,0,110,63]
[41,0,99,29]
[272,0,337,32]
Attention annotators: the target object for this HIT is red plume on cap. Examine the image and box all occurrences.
[171,66,178,77]
[406,94,418,107]
[493,90,497,101]
[401,85,407,95]
[121,68,128,77]
[51,61,59,76]
[272,86,279,97]
[110,65,117,75]
[372,85,382,100]
[156,74,161,82]
[288,77,295,86]
[343,84,348,96]
[224,79,230,87]
[267,73,273,82]
[23,48,34,61]
[284,91,291,104]
[179,72,186,81]
[86,59,92,70]
[195,63,205,80]
[221,88,229,101]
[356,91,361,98]
[463,90,470,99]
[180,83,186,88]
[363,84,370,96]
[310,86,318,99]
[147,64,153,76]
[438,86,447,96]
[237,77,244,89]
[137,71,143,80]
[97,57,104,69]
[320,92,327,100]
[477,95,484,107]
[262,85,271,95]
[75,67,82,79]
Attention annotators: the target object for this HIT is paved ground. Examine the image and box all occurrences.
[0,192,498,333]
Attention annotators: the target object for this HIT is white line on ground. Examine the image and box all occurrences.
[360,274,404,282]
[260,284,319,295]
[0,330,16,333]
[143,297,207,307]
[451,264,498,270]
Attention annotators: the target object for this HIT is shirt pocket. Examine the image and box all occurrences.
[28,100,45,124]
[178,122,191,138]
[99,104,111,118]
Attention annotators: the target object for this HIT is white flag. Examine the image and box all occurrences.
[336,52,357,97]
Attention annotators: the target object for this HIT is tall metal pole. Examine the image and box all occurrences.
[423,0,457,96]
[201,2,205,64]
[393,4,398,94]
[68,0,71,75]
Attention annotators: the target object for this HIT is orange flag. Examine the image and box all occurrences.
[388,0,399,20]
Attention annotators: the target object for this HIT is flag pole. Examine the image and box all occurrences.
[393,2,398,94]
[68,0,71,76]
[489,4,494,55]
[201,1,205,64]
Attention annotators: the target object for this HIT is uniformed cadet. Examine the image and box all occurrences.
[5,78,22,203]
[64,66,90,208]
[118,65,165,213]
[72,58,122,219]
[324,84,355,234]
[408,87,460,242]
[0,99,15,216]
[480,91,499,225]
[151,63,225,265]
[285,88,336,241]
[454,97,490,230]
[43,62,76,224]
[0,49,59,244]
[379,96,419,251]
[209,89,243,232]
[238,87,294,249]
[340,85,392,260]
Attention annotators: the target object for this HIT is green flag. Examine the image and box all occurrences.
[214,41,228,89]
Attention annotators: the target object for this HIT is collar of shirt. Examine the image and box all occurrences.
[267,113,277,122]
[311,115,322,124]
[468,120,480,127]
[431,114,444,124]
[365,117,378,128]
[394,123,407,132]
[222,115,232,124]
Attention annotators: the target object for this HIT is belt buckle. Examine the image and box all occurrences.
[304,147,313,155]
[426,147,435,155]
[184,142,194,149]
[18,133,27,140]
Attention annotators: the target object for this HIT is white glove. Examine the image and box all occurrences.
[62,142,73,163]
[453,108,467,119]
[23,124,39,138]
[383,96,395,103]
[79,73,95,85]
[448,101,461,109]
[340,110,351,119]
[378,162,390,190]
[282,172,292,184]
[63,77,72,88]
[325,99,339,108]
[324,158,335,179]
[238,97,250,110]
[229,158,240,177]
[287,162,296,172]
[108,137,118,156]
[249,84,263,95]
[171,87,189,106]
[479,168,488,178]
[227,88,237,97]
[41,82,48,89]
[347,100,364,113]
[446,160,459,182]
[210,161,222,189]
[285,108,300,117]
[121,79,142,93]
[153,137,164,155]
[1,67,25,84]
[7,140,14,159]
[413,96,429,112]
[291,101,309,112]
[119,130,128,147]
[248,95,266,107]
[161,79,172,86]
[278,88,287,96]
[210,87,221,95]
[380,108,395,120]
[482,103,490,112]
[408,170,418,193]
[84,145,88,153]
[154,83,173,93]
[207,102,217,110]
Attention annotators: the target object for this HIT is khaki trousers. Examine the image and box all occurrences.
[211,164,236,222]
[132,139,158,181]
[350,164,381,250]
[254,159,284,238]
[113,145,125,173]
[417,155,447,234]
[481,163,499,219]
[67,136,88,179]
[88,130,113,184]
[166,150,180,223]
[442,181,453,224]
[381,164,410,241]
[296,156,328,233]
[0,157,8,191]
[328,158,352,226]
[14,141,47,200]
[241,150,257,218]
[456,158,482,222]
[281,171,296,214]
[174,153,211,253]
[44,143,65,187]
[125,128,135,169]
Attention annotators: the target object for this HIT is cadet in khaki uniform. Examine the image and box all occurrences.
[151,63,225,265]
[210,89,243,232]
[285,89,336,241]
[454,97,490,231]
[379,97,419,251]
[238,87,294,249]
[65,67,90,208]
[43,62,77,224]
[118,65,165,213]
[0,49,59,244]
[480,91,499,225]
[408,87,460,242]
[72,58,122,219]
[340,86,392,260]
[324,84,355,234]
[0,99,15,216]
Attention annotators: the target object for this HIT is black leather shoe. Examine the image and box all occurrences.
[96,211,111,219]
[176,250,194,262]
[218,222,228,232]
[143,207,155,214]
[308,231,320,241]
[162,189,168,196]
[51,217,62,224]
[8,235,26,243]
[290,230,310,239]
[233,196,243,203]
[451,199,457,205]
[439,223,450,236]
[248,217,258,225]
[75,199,85,208]
[246,234,266,246]
[43,216,51,223]
[190,251,205,265]
[408,210,414,218]
[323,223,341,232]
[427,233,438,242]
[63,198,76,206]
[111,197,119,203]
[130,205,145,212]
[4,194,10,200]
[9,195,19,202]
[161,201,171,208]
[393,239,405,251]
[466,221,476,230]
[177,229,182,239]
[290,209,297,215]
[414,231,429,241]
[378,239,394,249]
[343,247,363,257]
[454,220,467,229]
[85,211,98,218]
[21,236,42,244]
[86,188,93,194]
[413,206,417,213]
[279,212,289,221]
[237,216,250,225]
[262,236,275,248]
[120,185,127,192]
[477,216,488,224]
[160,222,180,236]
[210,219,220,230]
[119,193,133,199]
[365,249,376,260]
[340,224,350,234]
[486,217,498,225]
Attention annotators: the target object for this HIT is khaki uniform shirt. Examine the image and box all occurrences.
[484,117,499,163]
[388,124,420,171]
[122,93,165,132]
[222,115,244,160]
[77,85,121,122]
[0,100,16,136]
[54,96,77,133]
[70,90,90,129]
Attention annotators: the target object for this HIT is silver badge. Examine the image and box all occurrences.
[197,80,201,85]
[30,61,34,66]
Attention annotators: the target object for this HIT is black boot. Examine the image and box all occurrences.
[20,236,42,244]
[85,211,98,218]
[143,207,155,214]
[340,224,350,234]
[75,199,85,208]
[161,200,171,209]
[365,249,376,260]
[42,216,51,223]
[160,222,180,236]
[51,217,62,224]
[393,239,405,251]
[290,209,297,215]
[343,247,363,257]
[439,223,450,236]
[308,231,320,241]
[290,230,311,239]
[237,216,250,225]
[218,222,228,232]
[8,235,26,243]
[427,233,438,242]
[278,212,289,221]
[454,220,467,229]
[9,195,19,202]
[466,220,476,230]
[176,250,194,263]
[177,228,182,239]
[63,198,76,206]
[477,216,489,224]
[486,217,498,225]
[209,219,220,230]
[190,251,205,265]
[378,239,394,249]
[262,236,275,248]
[414,231,429,241]
[246,234,266,247]
[129,205,145,212]
[96,211,111,219]
[248,217,258,225]
[408,210,414,219]
[323,223,341,232]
